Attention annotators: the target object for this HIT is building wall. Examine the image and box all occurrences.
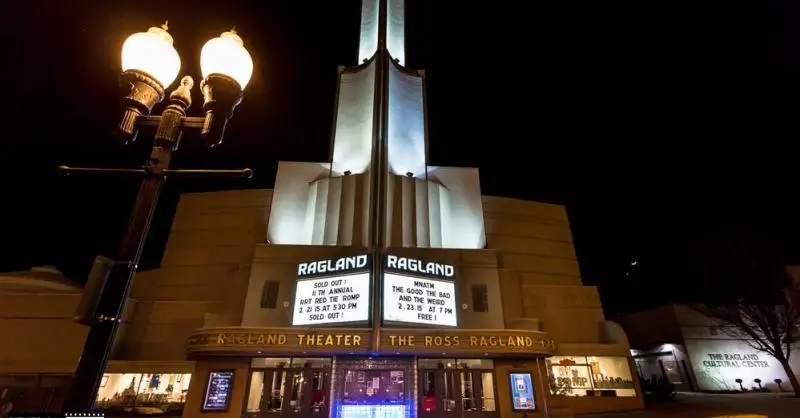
[241,193,611,344]
[0,292,87,373]
[483,197,580,286]
[617,305,685,347]
[110,189,639,415]
[484,197,606,344]
[118,189,272,361]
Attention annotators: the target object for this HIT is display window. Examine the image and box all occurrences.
[548,356,636,397]
[95,373,192,411]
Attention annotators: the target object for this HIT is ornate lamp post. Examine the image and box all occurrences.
[60,23,255,410]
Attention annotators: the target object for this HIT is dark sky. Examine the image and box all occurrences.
[1,0,799,315]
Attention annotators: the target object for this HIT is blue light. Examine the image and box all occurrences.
[339,404,406,418]
[334,398,414,418]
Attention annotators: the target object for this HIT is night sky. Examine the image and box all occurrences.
[2,0,798,315]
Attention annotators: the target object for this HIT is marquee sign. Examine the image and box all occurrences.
[292,254,372,326]
[382,255,458,327]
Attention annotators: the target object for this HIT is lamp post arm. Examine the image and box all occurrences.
[57,166,253,179]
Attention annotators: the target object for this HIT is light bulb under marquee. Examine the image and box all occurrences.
[121,26,181,89]
[201,31,254,89]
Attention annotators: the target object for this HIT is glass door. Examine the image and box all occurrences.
[246,358,331,418]
[285,366,330,418]
[418,359,498,418]
[245,367,288,417]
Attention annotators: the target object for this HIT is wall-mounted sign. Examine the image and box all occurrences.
[384,332,555,352]
[685,339,787,392]
[385,255,454,278]
[186,327,557,356]
[297,254,370,277]
[509,371,536,412]
[202,370,235,412]
[383,273,457,326]
[292,272,371,326]
[211,332,365,347]
[702,353,770,368]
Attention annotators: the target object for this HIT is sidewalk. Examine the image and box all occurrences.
[577,392,800,418]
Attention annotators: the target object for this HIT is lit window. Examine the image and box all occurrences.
[95,373,192,409]
[548,356,636,397]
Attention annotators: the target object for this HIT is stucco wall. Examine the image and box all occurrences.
[0,293,87,373]
[118,189,272,361]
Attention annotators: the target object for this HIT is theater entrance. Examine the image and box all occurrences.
[418,359,499,418]
[245,357,332,418]
[244,356,500,418]
[334,357,414,418]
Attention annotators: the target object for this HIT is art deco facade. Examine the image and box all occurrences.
[0,1,642,417]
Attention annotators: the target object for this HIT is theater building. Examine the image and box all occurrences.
[0,0,641,417]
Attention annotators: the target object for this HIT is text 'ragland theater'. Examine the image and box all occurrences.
[205,331,556,350]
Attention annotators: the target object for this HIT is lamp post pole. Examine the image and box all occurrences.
[60,25,255,411]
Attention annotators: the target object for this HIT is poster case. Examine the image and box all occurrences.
[508,370,536,412]
[202,369,235,412]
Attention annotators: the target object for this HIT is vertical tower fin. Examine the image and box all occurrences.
[358,0,405,65]
[357,0,380,63]
[386,0,406,65]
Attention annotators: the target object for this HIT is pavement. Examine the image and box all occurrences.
[578,392,800,418]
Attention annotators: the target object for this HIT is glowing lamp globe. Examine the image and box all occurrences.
[200,30,253,89]
[121,26,181,89]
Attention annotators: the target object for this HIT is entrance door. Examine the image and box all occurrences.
[245,358,331,418]
[418,359,498,418]
[334,357,414,418]
[419,366,458,418]
[285,366,331,418]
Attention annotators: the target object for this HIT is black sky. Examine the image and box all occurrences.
[1,0,799,315]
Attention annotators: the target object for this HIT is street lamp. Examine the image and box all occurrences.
[60,23,255,411]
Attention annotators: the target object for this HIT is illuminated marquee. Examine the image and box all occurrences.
[383,255,458,327]
[292,254,372,326]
